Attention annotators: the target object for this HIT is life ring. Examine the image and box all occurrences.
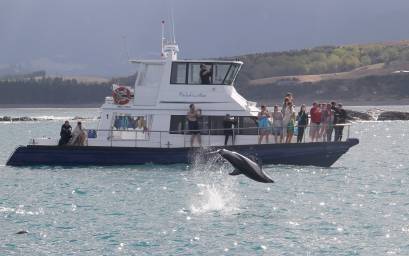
[113,86,131,105]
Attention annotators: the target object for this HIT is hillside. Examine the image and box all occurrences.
[1,41,409,106]
[232,41,409,104]
[241,73,409,106]
[235,40,409,82]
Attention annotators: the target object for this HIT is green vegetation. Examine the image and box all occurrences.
[236,41,409,82]
[241,73,409,105]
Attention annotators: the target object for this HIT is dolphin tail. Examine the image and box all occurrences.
[229,169,241,176]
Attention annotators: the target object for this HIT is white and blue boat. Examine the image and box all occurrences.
[6,37,358,167]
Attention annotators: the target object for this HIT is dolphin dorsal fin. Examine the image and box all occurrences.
[229,169,241,176]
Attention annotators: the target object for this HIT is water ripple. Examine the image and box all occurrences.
[0,115,408,254]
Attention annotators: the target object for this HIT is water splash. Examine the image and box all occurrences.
[191,183,237,214]
[188,148,239,215]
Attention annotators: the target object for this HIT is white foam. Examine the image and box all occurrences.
[0,206,15,213]
[188,150,240,215]
[191,184,228,213]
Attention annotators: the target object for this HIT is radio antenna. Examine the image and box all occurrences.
[171,6,176,44]
[161,20,165,57]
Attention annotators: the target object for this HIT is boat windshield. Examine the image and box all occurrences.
[170,62,240,85]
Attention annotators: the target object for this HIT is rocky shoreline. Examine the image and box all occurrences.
[346,110,409,121]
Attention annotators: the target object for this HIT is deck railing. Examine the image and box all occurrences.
[80,123,352,148]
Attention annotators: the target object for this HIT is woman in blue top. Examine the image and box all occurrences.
[258,105,271,144]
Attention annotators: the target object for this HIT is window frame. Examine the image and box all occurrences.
[170,62,240,85]
[111,113,150,140]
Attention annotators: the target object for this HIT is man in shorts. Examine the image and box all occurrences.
[187,104,202,147]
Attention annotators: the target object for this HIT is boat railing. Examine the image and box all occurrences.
[82,123,352,148]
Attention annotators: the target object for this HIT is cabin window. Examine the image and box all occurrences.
[170,62,240,85]
[170,115,252,135]
[169,115,187,134]
[137,64,163,87]
[237,116,258,135]
[212,64,230,84]
[224,64,240,85]
[188,63,204,84]
[111,114,149,140]
[170,62,187,84]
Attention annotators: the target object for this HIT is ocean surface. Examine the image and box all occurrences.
[0,107,409,255]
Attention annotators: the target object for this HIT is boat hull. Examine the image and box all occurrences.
[6,138,359,167]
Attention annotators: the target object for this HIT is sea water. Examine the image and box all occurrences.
[0,108,408,255]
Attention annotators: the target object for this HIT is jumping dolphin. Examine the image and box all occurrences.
[217,149,274,183]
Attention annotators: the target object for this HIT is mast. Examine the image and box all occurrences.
[161,20,165,58]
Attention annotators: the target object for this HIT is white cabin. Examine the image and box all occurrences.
[34,43,264,148]
[89,42,262,148]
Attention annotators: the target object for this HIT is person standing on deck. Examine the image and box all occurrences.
[286,110,296,143]
[187,104,202,147]
[296,105,308,143]
[58,121,72,146]
[320,103,330,141]
[325,103,335,141]
[70,121,86,146]
[282,101,293,139]
[272,105,284,143]
[309,102,321,142]
[199,64,212,84]
[223,114,237,145]
[334,103,347,141]
[257,105,271,144]
[328,101,337,141]
[282,92,294,112]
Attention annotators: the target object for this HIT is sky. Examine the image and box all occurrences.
[1,0,409,76]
